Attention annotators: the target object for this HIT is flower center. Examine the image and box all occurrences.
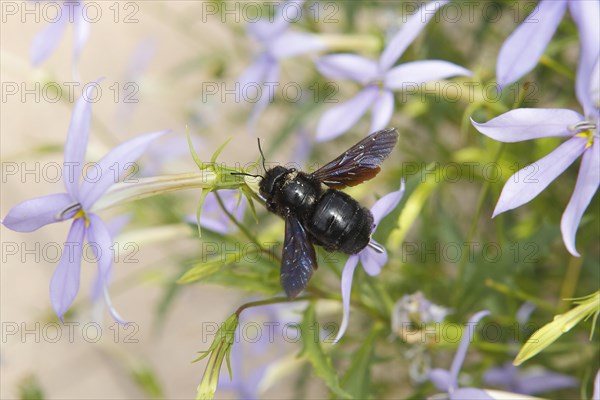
[56,202,88,225]
[570,120,597,148]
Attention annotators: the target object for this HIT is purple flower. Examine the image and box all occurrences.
[238,0,326,129]
[116,38,157,124]
[428,310,494,399]
[483,362,578,395]
[30,0,90,77]
[472,59,599,257]
[198,190,247,235]
[335,179,405,342]
[496,0,599,89]
[315,0,470,141]
[392,291,451,332]
[2,84,167,322]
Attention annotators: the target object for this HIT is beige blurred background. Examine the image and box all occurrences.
[1,2,314,398]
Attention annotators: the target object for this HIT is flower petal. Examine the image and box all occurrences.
[87,214,127,324]
[246,0,304,42]
[101,282,127,324]
[448,311,491,392]
[570,0,600,115]
[248,61,280,131]
[359,245,387,276]
[496,0,567,87]
[429,368,452,391]
[316,54,379,84]
[270,31,326,59]
[561,140,599,256]
[371,179,406,227]
[370,90,395,132]
[63,81,102,199]
[483,363,517,389]
[238,55,271,92]
[79,130,168,209]
[2,193,73,232]
[588,59,600,117]
[471,108,583,142]
[248,20,287,43]
[384,60,471,90]
[379,0,449,71]
[72,3,90,67]
[493,137,587,217]
[50,218,86,321]
[316,85,379,142]
[31,11,68,65]
[516,371,578,395]
[333,255,359,343]
[450,388,494,400]
[516,302,536,325]
[87,214,113,281]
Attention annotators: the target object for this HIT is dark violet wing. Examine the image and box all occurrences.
[280,214,317,298]
[311,128,399,189]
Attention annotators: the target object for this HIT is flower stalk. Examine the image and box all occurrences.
[92,167,248,213]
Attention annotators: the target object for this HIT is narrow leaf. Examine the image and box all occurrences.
[341,323,383,398]
[300,303,351,399]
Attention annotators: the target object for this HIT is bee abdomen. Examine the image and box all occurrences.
[306,190,373,254]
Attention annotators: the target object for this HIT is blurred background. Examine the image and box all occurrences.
[1,1,598,399]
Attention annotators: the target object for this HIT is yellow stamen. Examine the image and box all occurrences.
[73,209,90,227]
[575,130,595,148]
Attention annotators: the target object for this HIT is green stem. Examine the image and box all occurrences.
[559,256,583,311]
[454,143,505,304]
[539,55,576,80]
[318,33,380,53]
[235,296,313,316]
[213,191,280,263]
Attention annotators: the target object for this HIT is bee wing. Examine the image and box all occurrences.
[280,214,317,298]
[311,128,399,189]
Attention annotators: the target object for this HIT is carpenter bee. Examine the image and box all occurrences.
[239,128,399,298]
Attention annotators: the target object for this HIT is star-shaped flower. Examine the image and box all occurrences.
[496,0,599,89]
[31,0,90,78]
[483,362,578,395]
[428,310,495,399]
[335,179,405,342]
[315,0,471,141]
[238,0,326,129]
[2,83,167,321]
[472,58,599,256]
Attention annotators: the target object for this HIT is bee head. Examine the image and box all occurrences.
[259,165,289,200]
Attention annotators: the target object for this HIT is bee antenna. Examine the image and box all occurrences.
[257,138,267,172]
[231,172,263,179]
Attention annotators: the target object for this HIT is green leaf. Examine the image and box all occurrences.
[186,127,206,169]
[514,291,599,365]
[194,189,211,238]
[18,375,45,400]
[211,137,233,164]
[130,364,164,399]
[241,185,259,224]
[204,268,281,295]
[300,303,351,399]
[177,250,251,284]
[387,163,439,248]
[341,323,383,399]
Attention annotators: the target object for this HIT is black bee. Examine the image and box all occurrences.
[248,128,398,298]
